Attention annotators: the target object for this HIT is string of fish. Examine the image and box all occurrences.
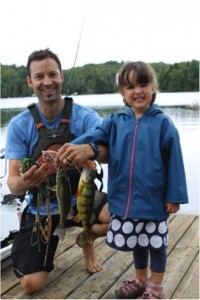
[22,158,52,260]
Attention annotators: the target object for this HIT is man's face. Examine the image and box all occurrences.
[27,58,63,104]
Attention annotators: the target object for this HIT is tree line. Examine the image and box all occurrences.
[1,60,199,98]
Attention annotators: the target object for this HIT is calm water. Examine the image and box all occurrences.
[0,92,200,215]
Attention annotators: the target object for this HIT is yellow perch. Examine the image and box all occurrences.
[77,168,96,245]
[53,168,72,240]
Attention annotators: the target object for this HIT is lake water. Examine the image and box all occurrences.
[0,92,200,215]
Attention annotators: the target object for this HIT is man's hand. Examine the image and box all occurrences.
[55,143,109,166]
[7,159,49,195]
[20,163,49,188]
[55,143,96,165]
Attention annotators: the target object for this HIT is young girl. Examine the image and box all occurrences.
[56,61,188,299]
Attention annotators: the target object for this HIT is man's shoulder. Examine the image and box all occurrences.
[10,107,32,123]
[72,102,101,119]
[72,102,93,112]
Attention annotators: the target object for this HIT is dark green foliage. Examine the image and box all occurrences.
[1,60,199,98]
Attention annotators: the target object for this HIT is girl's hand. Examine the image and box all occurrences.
[165,202,180,214]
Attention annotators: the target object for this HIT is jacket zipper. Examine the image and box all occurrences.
[125,118,140,217]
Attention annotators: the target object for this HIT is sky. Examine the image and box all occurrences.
[0,0,199,69]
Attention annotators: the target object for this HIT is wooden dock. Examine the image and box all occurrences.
[1,214,199,299]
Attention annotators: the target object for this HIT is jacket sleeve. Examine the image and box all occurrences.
[71,116,111,145]
[161,119,189,204]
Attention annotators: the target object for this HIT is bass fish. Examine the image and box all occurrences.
[77,168,96,245]
[53,168,72,240]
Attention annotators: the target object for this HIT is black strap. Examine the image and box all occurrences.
[19,204,31,231]
[28,97,73,126]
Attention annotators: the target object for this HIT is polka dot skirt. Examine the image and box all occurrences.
[106,215,168,251]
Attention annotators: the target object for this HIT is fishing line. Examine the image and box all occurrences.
[65,14,86,96]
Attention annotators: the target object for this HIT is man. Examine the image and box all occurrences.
[5,49,109,295]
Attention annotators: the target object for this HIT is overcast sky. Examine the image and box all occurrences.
[0,0,199,69]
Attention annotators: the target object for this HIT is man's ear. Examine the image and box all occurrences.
[27,76,33,88]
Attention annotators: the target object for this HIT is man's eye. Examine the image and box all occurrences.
[35,75,42,80]
[50,73,58,77]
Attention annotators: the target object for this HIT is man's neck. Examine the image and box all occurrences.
[39,98,64,120]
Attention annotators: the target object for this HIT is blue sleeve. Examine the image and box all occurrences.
[161,119,188,204]
[70,104,103,137]
[5,118,29,159]
[71,116,112,145]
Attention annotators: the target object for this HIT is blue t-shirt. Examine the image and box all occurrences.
[5,101,102,215]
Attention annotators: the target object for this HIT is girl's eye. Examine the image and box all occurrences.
[126,85,134,90]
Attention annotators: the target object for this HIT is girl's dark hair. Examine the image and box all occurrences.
[116,61,158,105]
[26,48,62,76]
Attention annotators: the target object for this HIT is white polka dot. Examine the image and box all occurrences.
[145,221,156,233]
[107,230,113,243]
[138,234,149,247]
[158,221,168,234]
[114,234,125,247]
[150,235,163,248]
[135,222,144,233]
[122,221,134,234]
[127,236,137,248]
[112,219,121,231]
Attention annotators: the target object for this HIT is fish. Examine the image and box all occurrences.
[77,168,96,245]
[53,167,72,240]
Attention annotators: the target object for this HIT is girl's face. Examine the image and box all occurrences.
[121,82,155,117]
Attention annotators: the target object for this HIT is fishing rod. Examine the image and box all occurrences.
[65,14,86,97]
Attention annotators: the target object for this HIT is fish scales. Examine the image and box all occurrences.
[53,168,71,240]
[77,168,96,244]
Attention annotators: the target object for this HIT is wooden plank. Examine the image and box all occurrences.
[1,215,199,299]
[167,214,196,254]
[172,255,199,299]
[69,250,134,299]
[54,226,82,256]
[103,215,199,299]
[1,236,107,299]
[164,216,199,299]
[165,246,199,299]
[0,226,81,296]
[32,242,116,299]
[1,266,19,295]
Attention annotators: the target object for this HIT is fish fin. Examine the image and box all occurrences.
[53,225,65,241]
[80,231,93,245]
[72,213,82,223]
[49,185,57,191]
[89,212,96,224]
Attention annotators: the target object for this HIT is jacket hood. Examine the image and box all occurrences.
[123,104,164,118]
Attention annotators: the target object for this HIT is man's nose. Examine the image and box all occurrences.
[43,76,52,85]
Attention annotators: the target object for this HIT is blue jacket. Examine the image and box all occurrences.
[73,104,188,220]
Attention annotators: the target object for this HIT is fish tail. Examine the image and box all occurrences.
[53,224,66,241]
